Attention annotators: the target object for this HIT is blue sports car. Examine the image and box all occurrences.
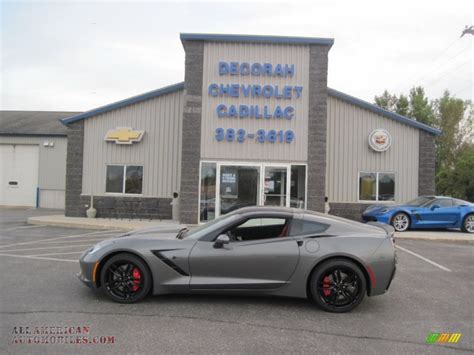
[362,196,474,233]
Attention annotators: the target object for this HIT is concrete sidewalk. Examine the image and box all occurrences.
[395,230,473,243]
[28,214,186,231]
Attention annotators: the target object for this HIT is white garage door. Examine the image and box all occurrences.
[0,144,39,206]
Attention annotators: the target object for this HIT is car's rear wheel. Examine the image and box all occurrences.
[391,212,410,232]
[461,214,474,233]
[100,253,151,303]
[310,259,366,313]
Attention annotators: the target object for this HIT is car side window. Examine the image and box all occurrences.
[227,218,290,242]
[289,219,330,236]
[454,199,468,207]
[432,199,453,208]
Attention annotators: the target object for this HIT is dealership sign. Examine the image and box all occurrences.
[104,127,144,145]
[209,61,301,144]
[368,129,392,152]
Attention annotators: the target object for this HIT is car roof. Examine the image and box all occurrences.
[233,206,304,215]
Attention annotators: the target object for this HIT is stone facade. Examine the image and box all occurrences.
[81,195,172,220]
[328,202,373,221]
[306,45,330,213]
[65,121,85,217]
[418,130,436,196]
[179,40,204,224]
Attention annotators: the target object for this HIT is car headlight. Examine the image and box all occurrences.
[378,208,391,214]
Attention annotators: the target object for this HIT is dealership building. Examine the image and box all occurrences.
[60,33,441,224]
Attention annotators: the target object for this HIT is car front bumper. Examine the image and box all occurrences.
[362,213,392,224]
[78,253,99,289]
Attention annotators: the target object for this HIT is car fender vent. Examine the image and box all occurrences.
[151,250,189,276]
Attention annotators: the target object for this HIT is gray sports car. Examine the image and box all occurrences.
[78,207,397,312]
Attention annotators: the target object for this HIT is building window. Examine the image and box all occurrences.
[106,165,143,194]
[359,172,395,202]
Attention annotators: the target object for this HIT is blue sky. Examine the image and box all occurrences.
[1,0,472,111]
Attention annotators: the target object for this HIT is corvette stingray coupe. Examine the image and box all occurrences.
[79,207,396,313]
[362,196,474,233]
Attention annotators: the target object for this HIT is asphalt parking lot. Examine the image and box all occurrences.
[0,207,472,354]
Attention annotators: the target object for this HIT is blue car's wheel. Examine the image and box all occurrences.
[462,214,474,233]
[391,212,410,232]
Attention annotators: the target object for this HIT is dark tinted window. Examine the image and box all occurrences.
[106,165,124,193]
[454,199,469,206]
[290,219,329,236]
[430,199,453,208]
[125,166,143,194]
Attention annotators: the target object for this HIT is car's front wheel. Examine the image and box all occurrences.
[461,214,474,233]
[391,212,410,232]
[310,259,366,313]
[100,253,152,303]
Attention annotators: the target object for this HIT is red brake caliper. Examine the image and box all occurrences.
[131,268,141,292]
[322,276,331,296]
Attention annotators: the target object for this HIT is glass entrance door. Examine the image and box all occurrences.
[200,161,307,222]
[219,165,260,215]
[263,166,288,207]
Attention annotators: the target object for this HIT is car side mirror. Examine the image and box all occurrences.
[214,234,230,248]
[431,204,440,210]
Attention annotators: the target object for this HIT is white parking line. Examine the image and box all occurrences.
[0,230,118,249]
[28,251,84,257]
[4,225,46,232]
[0,253,77,263]
[0,244,92,253]
[396,245,452,272]
[20,237,110,245]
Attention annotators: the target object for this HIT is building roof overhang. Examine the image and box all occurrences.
[180,33,335,47]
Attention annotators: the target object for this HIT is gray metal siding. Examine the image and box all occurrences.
[200,42,310,162]
[0,135,67,190]
[326,96,419,203]
[82,90,184,197]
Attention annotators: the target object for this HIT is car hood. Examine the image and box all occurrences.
[364,204,402,213]
[114,225,186,241]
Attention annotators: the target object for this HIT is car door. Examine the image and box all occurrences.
[418,199,460,227]
[189,216,300,290]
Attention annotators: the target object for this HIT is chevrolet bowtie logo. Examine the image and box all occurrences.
[105,127,145,145]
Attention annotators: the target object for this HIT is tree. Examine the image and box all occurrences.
[408,87,435,126]
[374,87,434,124]
[375,90,398,112]
[433,91,470,171]
[436,143,474,201]
[396,94,409,116]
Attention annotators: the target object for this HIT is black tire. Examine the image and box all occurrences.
[391,212,410,232]
[100,253,152,303]
[310,259,366,313]
[461,214,474,233]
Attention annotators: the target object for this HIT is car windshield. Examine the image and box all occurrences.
[404,196,434,207]
[182,214,240,240]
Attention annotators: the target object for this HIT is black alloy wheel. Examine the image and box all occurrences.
[310,259,366,313]
[100,253,151,303]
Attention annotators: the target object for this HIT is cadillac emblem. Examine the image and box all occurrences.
[368,129,392,152]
